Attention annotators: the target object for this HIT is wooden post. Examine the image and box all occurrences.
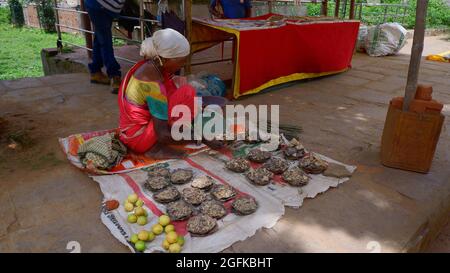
[321,0,328,16]
[184,0,192,75]
[334,0,340,18]
[139,0,145,41]
[403,0,429,111]
[79,0,93,58]
[349,0,355,19]
[53,0,62,50]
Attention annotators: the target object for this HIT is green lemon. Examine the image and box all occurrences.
[169,243,181,253]
[165,224,175,233]
[177,236,185,247]
[130,234,139,244]
[158,215,171,227]
[137,216,147,226]
[135,240,146,252]
[127,194,138,204]
[127,214,137,223]
[136,199,144,207]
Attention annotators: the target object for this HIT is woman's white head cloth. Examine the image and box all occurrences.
[140,28,190,61]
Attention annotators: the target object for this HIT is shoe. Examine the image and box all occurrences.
[90,72,110,85]
[111,76,121,94]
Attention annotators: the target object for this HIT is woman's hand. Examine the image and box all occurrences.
[203,139,225,150]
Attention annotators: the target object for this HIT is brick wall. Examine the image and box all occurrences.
[23,4,40,28]
[23,4,82,34]
[58,9,82,34]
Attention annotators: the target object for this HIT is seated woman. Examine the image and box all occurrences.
[118,28,197,158]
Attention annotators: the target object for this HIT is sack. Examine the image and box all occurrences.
[356,25,368,52]
[365,23,407,57]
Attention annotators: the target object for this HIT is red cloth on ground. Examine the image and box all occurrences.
[118,61,196,154]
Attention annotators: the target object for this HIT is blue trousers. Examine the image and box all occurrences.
[84,0,121,77]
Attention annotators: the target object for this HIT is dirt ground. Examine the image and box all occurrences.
[0,36,449,253]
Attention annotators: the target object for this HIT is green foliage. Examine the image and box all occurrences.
[304,0,449,29]
[404,0,450,28]
[35,0,56,32]
[356,0,450,28]
[0,7,11,25]
[306,3,322,16]
[0,22,84,80]
[8,0,24,27]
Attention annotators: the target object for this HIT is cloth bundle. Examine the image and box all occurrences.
[78,133,127,170]
[364,23,407,57]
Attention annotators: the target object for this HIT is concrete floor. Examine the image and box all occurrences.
[0,41,449,253]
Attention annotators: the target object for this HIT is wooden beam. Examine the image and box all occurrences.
[321,0,328,16]
[403,0,429,111]
[349,0,355,19]
[334,0,340,18]
[184,0,192,75]
[139,0,144,41]
[79,0,93,58]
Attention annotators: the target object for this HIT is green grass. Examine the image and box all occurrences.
[0,6,84,80]
[0,6,136,81]
[0,7,82,80]
[0,23,84,80]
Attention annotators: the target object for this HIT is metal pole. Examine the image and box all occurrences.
[403,0,429,111]
[402,4,408,24]
[53,0,62,51]
[79,0,93,58]
[383,5,388,23]
[342,0,347,18]
[139,0,145,41]
[394,5,400,22]
[358,2,363,20]
[184,0,192,75]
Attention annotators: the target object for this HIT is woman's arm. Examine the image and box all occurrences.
[153,117,194,145]
[153,117,223,149]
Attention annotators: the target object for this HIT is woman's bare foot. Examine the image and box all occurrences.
[145,142,187,159]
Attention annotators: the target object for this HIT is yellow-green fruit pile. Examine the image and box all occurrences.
[125,194,148,226]
[157,215,184,253]
[128,213,186,253]
[129,230,156,252]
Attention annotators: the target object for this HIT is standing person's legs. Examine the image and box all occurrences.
[94,8,122,93]
[92,12,121,78]
[90,31,104,73]
[84,0,121,79]
[84,0,104,75]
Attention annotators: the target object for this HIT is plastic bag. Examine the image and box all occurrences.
[187,75,210,96]
[157,0,169,22]
[200,74,226,97]
[187,73,226,97]
[365,23,407,57]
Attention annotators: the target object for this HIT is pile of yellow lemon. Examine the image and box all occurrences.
[124,194,148,226]
[124,194,185,253]
[155,215,185,253]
